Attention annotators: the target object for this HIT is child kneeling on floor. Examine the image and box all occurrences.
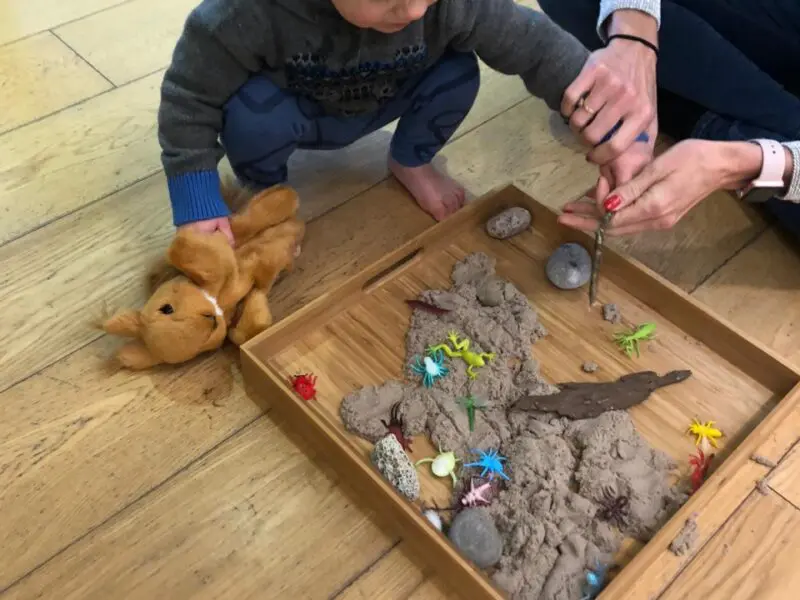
[159,0,589,244]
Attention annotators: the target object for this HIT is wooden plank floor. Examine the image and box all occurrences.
[1,1,797,598]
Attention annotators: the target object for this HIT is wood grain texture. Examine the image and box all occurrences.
[660,491,800,600]
[0,32,111,134]
[769,441,800,509]
[0,0,126,46]
[0,182,433,590]
[693,229,800,367]
[335,544,426,600]
[2,417,395,600]
[54,0,199,85]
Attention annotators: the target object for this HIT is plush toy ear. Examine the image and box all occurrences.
[116,340,163,370]
[102,309,143,338]
[167,229,237,292]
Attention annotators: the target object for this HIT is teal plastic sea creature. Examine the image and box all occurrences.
[427,331,495,379]
[580,561,609,600]
[409,348,449,387]
[457,395,488,432]
[464,448,510,481]
[613,322,656,358]
[415,446,461,485]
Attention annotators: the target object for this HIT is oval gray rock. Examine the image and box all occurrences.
[448,507,504,568]
[545,243,592,290]
[486,207,532,239]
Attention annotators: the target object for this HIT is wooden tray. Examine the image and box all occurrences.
[241,184,800,599]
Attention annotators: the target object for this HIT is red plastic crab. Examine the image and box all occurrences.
[689,448,714,494]
[381,402,413,451]
[290,373,318,401]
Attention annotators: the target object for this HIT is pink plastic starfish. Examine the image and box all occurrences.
[460,478,493,507]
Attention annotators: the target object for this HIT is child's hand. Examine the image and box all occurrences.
[179,217,235,247]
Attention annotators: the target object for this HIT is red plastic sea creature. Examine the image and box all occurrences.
[405,299,451,315]
[290,373,318,401]
[381,402,413,451]
[689,448,714,494]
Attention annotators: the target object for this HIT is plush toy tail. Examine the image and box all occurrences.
[229,185,300,245]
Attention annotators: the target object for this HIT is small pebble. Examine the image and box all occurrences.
[603,303,621,324]
[546,243,592,290]
[750,454,777,468]
[756,478,771,495]
[486,207,532,239]
[477,277,506,307]
[581,361,598,373]
[448,507,504,568]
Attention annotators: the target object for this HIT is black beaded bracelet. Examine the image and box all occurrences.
[607,33,659,57]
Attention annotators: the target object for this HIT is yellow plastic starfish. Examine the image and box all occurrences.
[686,419,723,448]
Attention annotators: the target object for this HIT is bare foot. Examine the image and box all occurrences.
[388,157,466,221]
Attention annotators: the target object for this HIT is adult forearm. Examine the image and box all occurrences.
[597,0,661,41]
[725,141,800,202]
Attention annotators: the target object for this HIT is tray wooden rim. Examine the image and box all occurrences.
[241,183,800,599]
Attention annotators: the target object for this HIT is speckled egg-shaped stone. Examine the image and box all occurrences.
[545,243,592,290]
[486,207,532,239]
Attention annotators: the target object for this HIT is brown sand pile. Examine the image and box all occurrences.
[341,252,686,599]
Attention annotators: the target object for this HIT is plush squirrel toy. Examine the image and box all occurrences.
[102,182,305,369]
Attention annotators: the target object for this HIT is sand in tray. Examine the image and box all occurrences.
[340,252,688,600]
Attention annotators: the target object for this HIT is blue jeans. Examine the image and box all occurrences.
[539,0,800,240]
[220,51,480,189]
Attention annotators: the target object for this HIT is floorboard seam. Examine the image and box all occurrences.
[327,539,402,599]
[689,225,769,294]
[50,29,117,88]
[0,411,268,595]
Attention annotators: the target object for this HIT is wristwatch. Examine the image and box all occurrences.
[737,139,787,203]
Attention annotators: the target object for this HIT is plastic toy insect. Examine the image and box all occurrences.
[580,561,609,600]
[381,402,413,451]
[687,418,723,448]
[415,446,461,485]
[290,373,317,401]
[427,331,495,379]
[459,477,494,508]
[612,322,656,358]
[409,348,449,388]
[596,486,630,528]
[464,448,510,481]
[457,395,488,432]
[689,448,715,494]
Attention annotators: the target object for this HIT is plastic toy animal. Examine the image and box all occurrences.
[381,402,413,451]
[409,349,449,387]
[457,395,488,432]
[290,373,317,401]
[596,486,630,528]
[427,331,495,379]
[460,478,493,507]
[580,561,609,600]
[464,448,510,481]
[687,418,723,448]
[613,322,656,358]
[415,446,460,485]
[689,448,715,494]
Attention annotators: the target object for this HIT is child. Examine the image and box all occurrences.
[158,0,589,244]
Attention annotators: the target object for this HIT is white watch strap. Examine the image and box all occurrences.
[751,138,786,187]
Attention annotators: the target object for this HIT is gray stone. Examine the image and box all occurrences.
[477,277,506,307]
[581,361,598,373]
[370,434,420,501]
[603,303,621,324]
[545,243,592,290]
[448,508,504,568]
[486,207,532,239]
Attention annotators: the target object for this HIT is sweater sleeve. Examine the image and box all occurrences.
[158,1,274,226]
[597,0,661,42]
[438,0,589,113]
[780,142,800,202]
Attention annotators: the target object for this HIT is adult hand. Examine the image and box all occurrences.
[558,139,765,235]
[179,216,236,247]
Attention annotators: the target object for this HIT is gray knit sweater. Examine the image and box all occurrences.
[158,0,590,225]
[597,0,800,201]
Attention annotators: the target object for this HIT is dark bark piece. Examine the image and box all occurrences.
[512,370,692,419]
[405,299,451,315]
